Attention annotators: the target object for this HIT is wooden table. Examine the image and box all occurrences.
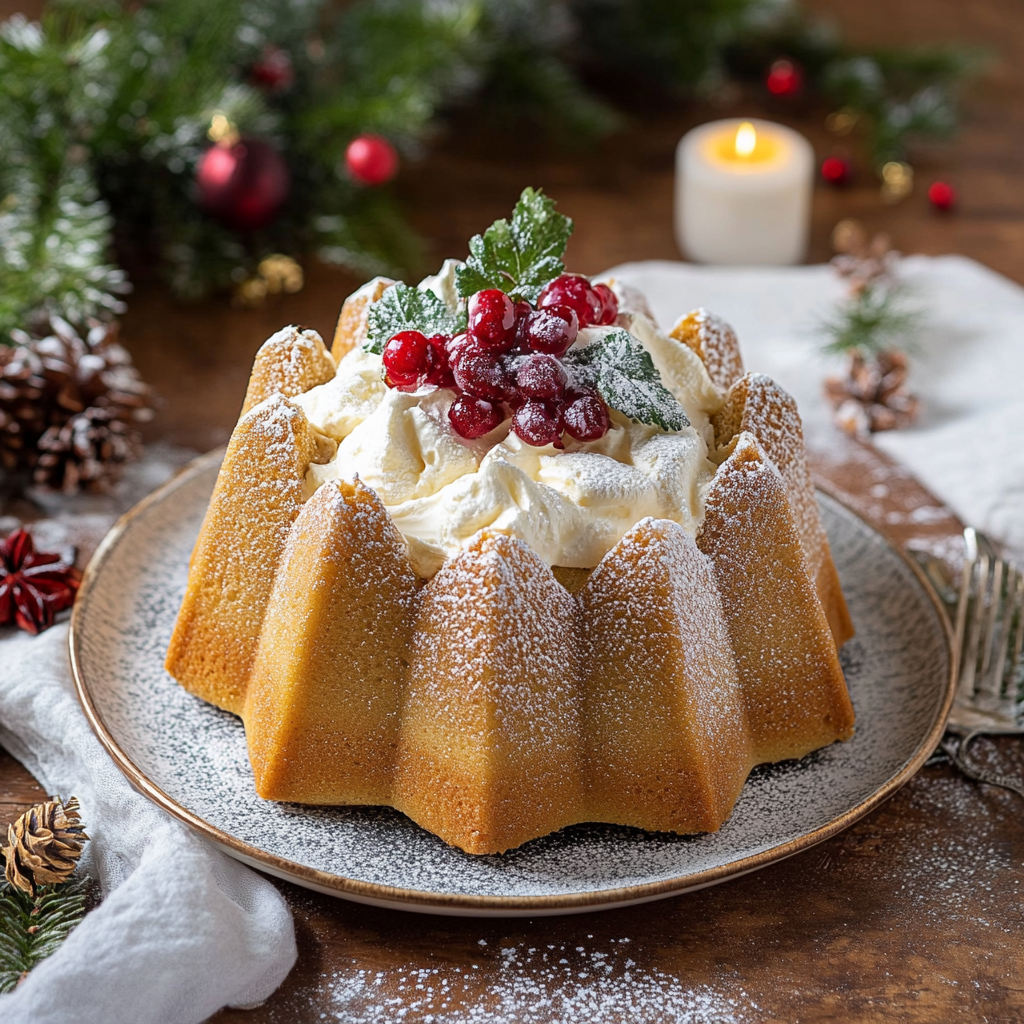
[4,0,1024,1019]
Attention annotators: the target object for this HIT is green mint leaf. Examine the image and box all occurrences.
[456,187,573,303]
[363,283,466,354]
[565,329,689,432]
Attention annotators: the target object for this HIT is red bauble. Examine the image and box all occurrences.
[821,155,853,187]
[196,139,290,231]
[251,45,294,92]
[345,135,399,186]
[766,59,803,98]
[928,180,957,211]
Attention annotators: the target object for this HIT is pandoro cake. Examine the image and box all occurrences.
[166,189,855,855]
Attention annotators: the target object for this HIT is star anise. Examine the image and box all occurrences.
[0,528,81,635]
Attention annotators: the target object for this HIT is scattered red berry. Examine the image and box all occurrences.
[250,45,294,92]
[524,304,579,356]
[448,395,503,439]
[345,134,398,186]
[766,58,803,98]
[538,274,603,328]
[467,289,516,350]
[512,400,562,447]
[451,348,512,401]
[515,354,568,402]
[0,528,81,635]
[928,180,956,212]
[820,155,852,187]
[592,283,619,325]
[383,330,435,388]
[563,393,611,442]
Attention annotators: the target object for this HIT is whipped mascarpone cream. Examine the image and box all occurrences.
[294,269,724,575]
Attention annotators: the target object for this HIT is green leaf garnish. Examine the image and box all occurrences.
[455,187,573,303]
[565,329,689,432]
[363,282,466,354]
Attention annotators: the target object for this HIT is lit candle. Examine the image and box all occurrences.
[675,118,814,265]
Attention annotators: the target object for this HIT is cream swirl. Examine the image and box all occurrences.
[295,277,723,575]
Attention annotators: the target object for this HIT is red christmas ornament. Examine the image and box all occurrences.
[196,138,291,231]
[251,45,294,92]
[928,180,957,212]
[0,529,81,635]
[345,135,398,186]
[821,155,853,187]
[766,59,803,98]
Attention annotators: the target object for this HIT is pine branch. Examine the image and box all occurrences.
[820,282,921,356]
[0,876,91,994]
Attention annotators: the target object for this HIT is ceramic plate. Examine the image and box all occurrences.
[71,451,954,917]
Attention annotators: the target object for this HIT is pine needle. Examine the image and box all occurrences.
[0,876,91,993]
[820,282,922,355]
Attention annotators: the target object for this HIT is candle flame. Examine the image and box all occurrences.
[734,122,757,158]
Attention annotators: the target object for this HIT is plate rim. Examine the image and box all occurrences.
[69,449,957,916]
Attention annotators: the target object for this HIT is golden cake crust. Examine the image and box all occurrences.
[670,308,745,393]
[165,395,323,713]
[712,373,855,646]
[331,276,394,362]
[241,326,336,417]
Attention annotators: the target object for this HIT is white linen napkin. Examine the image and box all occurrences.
[609,254,1024,558]
[0,624,297,1023]
[0,447,297,1023]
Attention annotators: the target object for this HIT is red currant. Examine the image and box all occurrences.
[538,274,603,328]
[448,395,503,439]
[451,347,512,400]
[468,289,516,350]
[446,332,474,364]
[563,393,610,442]
[592,283,619,325]
[524,304,578,356]
[515,354,567,401]
[383,330,435,388]
[424,334,452,386]
[512,400,562,447]
[512,300,533,350]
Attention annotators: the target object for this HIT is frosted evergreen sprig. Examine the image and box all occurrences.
[0,876,92,993]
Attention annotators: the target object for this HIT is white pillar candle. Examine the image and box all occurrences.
[675,118,814,265]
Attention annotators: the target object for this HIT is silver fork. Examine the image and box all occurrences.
[939,528,1024,795]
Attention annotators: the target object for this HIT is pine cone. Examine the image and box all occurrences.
[3,797,89,896]
[0,317,153,494]
[824,350,920,438]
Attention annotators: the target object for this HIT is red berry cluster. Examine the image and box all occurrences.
[381,274,619,447]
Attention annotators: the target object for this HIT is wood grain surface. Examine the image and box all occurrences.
[3,0,1024,1019]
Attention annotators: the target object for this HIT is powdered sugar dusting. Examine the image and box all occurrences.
[671,308,745,393]
[243,326,335,414]
[716,374,830,582]
[313,939,758,1023]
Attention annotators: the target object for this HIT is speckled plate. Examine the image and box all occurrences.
[70,450,954,917]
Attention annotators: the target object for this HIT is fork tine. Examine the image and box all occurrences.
[985,563,1015,701]
[979,558,1007,699]
[958,549,989,702]
[1007,569,1024,710]
[953,527,978,683]
[978,557,1004,696]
